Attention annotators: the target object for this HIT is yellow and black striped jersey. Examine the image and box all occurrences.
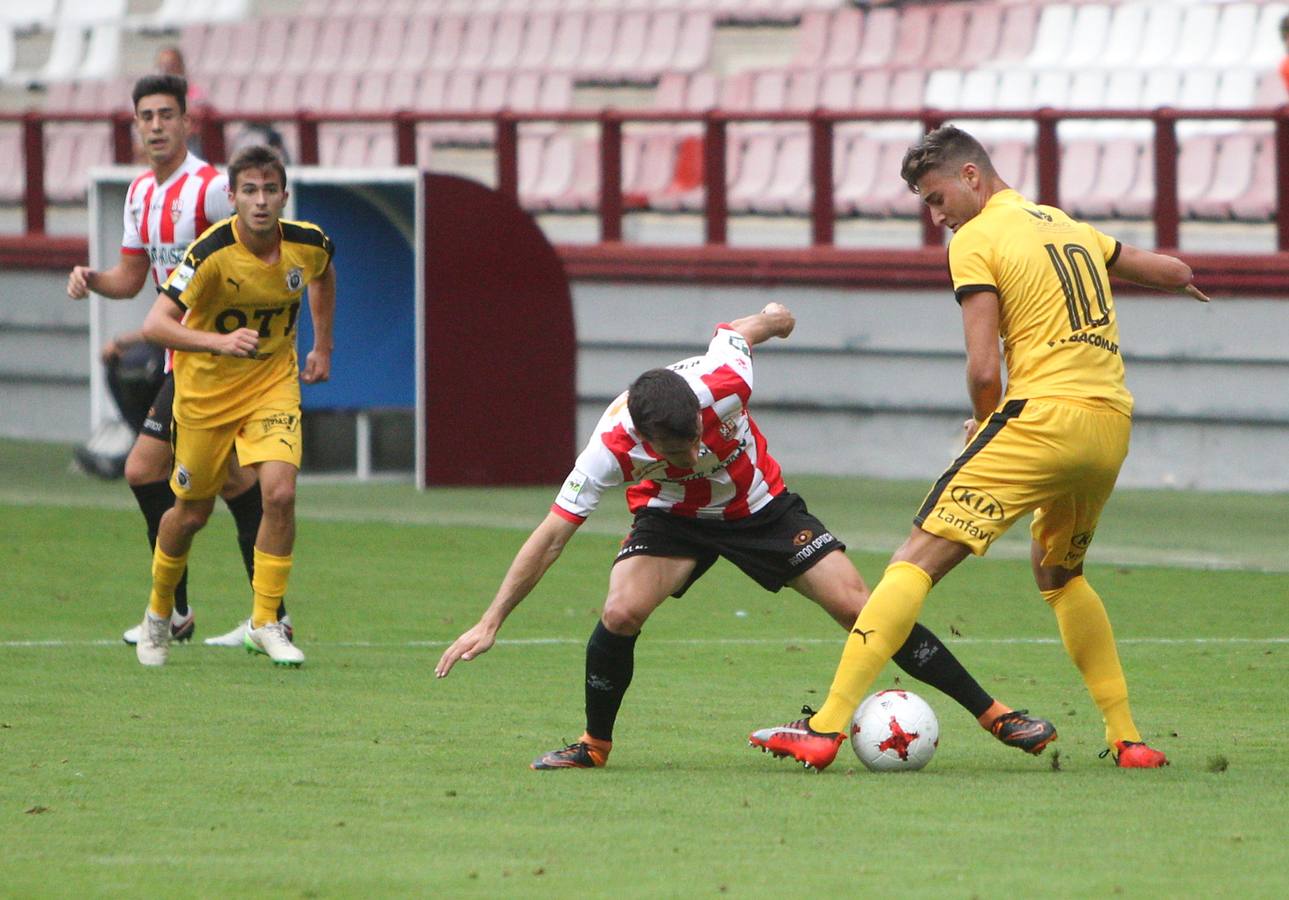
[949,189,1132,417]
[161,217,334,426]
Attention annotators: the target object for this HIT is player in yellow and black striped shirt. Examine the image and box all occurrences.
[135,145,337,669]
[751,126,1209,771]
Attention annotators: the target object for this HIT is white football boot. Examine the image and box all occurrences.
[136,611,172,667]
[207,614,292,647]
[244,620,304,667]
[122,607,194,645]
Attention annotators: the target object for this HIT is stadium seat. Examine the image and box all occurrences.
[36,25,87,84]
[59,0,127,27]
[487,12,524,70]
[833,134,881,216]
[786,69,820,112]
[324,72,359,113]
[78,24,120,81]
[984,138,1031,197]
[1080,138,1141,219]
[821,70,857,111]
[923,4,971,69]
[458,13,496,71]
[265,72,301,112]
[223,20,260,75]
[822,8,862,69]
[751,127,810,215]
[886,69,925,110]
[250,17,291,74]
[671,12,713,73]
[578,11,618,74]
[993,2,1038,64]
[629,9,684,81]
[281,18,320,75]
[727,129,778,214]
[750,70,788,112]
[604,10,648,79]
[624,132,679,209]
[890,4,932,69]
[958,3,1003,69]
[1099,3,1149,71]
[1250,3,1289,70]
[517,12,556,69]
[547,11,587,73]
[854,6,897,68]
[0,124,21,202]
[208,71,244,111]
[1229,134,1275,221]
[1208,3,1258,71]
[1170,3,1220,70]
[791,10,829,69]
[1061,3,1111,71]
[1058,140,1102,218]
[1024,4,1075,70]
[428,15,465,71]
[1189,133,1259,220]
[924,69,963,111]
[1133,4,1184,71]
[238,75,269,112]
[393,15,433,71]
[1177,135,1219,215]
[339,15,378,73]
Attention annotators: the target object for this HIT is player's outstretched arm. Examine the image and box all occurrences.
[1110,244,1210,302]
[67,252,151,300]
[301,262,336,384]
[726,302,796,347]
[142,292,259,356]
[435,511,581,678]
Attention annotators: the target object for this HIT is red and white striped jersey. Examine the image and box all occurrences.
[552,324,786,524]
[121,152,231,289]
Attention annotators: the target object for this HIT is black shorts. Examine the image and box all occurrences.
[139,373,175,442]
[613,491,845,597]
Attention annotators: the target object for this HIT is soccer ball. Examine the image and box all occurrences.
[850,689,940,772]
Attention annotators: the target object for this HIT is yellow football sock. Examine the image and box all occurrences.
[251,548,293,628]
[810,561,931,734]
[1042,576,1141,747]
[148,546,189,619]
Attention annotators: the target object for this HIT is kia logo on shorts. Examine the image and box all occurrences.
[949,486,1005,521]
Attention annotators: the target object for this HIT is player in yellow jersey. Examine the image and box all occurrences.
[750,125,1208,770]
[134,145,336,668]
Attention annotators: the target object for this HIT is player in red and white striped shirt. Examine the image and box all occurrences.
[436,304,1053,770]
[67,74,290,648]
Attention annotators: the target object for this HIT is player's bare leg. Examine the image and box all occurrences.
[1033,542,1166,767]
[533,554,696,770]
[242,460,302,666]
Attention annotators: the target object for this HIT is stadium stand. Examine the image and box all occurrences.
[3,0,1289,232]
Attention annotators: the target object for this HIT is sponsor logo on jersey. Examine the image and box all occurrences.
[728,333,751,358]
[169,196,184,224]
[793,529,813,546]
[949,485,1005,521]
[1058,331,1120,355]
[148,244,188,268]
[285,267,304,292]
[718,412,743,441]
[175,464,190,489]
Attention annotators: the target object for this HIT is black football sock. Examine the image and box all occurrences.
[584,621,639,743]
[130,479,189,617]
[891,622,994,719]
[223,482,287,619]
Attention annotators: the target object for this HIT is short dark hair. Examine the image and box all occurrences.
[228,145,288,191]
[627,368,700,442]
[900,125,995,193]
[132,74,187,115]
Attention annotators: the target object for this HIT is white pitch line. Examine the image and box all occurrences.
[2,637,1286,649]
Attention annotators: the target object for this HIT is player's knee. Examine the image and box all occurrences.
[600,601,645,636]
[173,504,212,535]
[260,480,296,515]
[124,441,171,486]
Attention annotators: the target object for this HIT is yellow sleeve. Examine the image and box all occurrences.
[948,225,997,305]
[1088,225,1122,267]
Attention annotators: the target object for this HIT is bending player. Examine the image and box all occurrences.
[751,126,1207,771]
[437,304,1055,769]
[66,74,291,647]
[134,145,335,667]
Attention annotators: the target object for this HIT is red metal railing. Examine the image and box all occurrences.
[5,107,1289,251]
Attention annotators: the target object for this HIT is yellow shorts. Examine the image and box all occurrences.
[171,405,303,500]
[914,398,1130,568]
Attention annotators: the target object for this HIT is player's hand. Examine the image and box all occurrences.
[963,418,981,445]
[216,328,259,357]
[100,337,123,364]
[67,266,94,300]
[435,622,498,678]
[1182,283,1210,303]
[301,348,331,384]
[761,302,795,337]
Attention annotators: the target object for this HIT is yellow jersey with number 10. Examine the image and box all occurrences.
[948,189,1132,417]
[161,217,334,427]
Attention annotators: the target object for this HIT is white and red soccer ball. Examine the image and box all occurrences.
[850,689,940,772]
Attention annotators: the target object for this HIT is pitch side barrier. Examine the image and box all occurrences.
[5,106,1289,291]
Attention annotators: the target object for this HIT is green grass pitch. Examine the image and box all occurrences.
[1,438,1287,896]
